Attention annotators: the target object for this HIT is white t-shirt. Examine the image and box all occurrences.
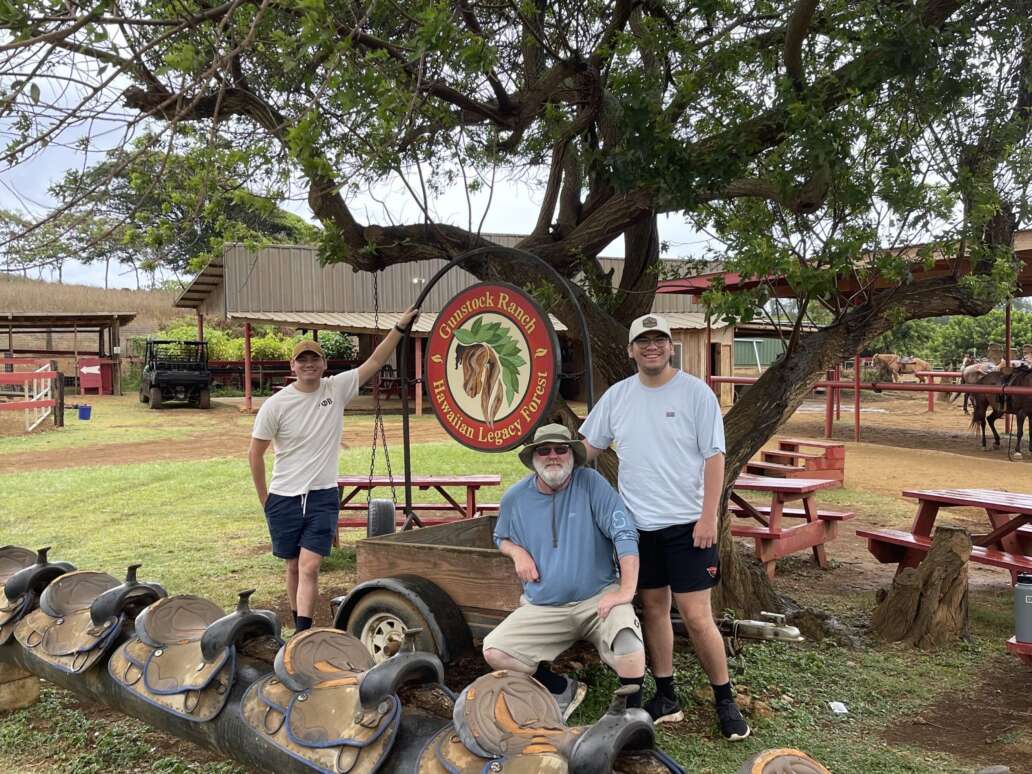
[579,370,725,531]
[251,371,360,496]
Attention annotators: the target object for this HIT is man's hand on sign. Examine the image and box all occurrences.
[510,545,540,583]
[597,588,633,620]
[397,306,419,331]
[693,516,717,549]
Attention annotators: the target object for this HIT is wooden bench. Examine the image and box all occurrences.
[1007,636,1032,666]
[729,504,855,523]
[856,528,1032,575]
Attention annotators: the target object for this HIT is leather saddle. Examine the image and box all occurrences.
[739,748,830,774]
[0,546,75,645]
[109,589,280,722]
[241,627,444,774]
[418,671,655,774]
[15,564,165,674]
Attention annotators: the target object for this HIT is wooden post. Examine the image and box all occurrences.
[415,335,423,417]
[824,369,834,438]
[243,322,253,413]
[112,316,122,396]
[1005,299,1012,434]
[197,312,205,341]
[0,662,40,711]
[853,354,861,442]
[927,374,935,412]
[705,315,712,389]
[829,367,837,421]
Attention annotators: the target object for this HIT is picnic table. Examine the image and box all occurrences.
[729,475,853,578]
[336,474,502,528]
[857,488,1032,583]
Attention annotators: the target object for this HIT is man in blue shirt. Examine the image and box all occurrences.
[482,424,645,720]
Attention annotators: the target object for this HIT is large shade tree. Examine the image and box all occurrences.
[3,0,1032,612]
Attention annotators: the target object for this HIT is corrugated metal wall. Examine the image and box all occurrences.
[222,243,704,315]
[734,337,786,369]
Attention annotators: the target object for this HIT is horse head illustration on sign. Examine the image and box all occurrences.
[426,283,560,451]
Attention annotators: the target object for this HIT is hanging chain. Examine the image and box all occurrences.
[368,271,397,504]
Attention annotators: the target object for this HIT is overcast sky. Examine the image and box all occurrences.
[2,140,714,289]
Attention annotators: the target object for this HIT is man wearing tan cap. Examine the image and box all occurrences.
[248,308,418,632]
[580,313,749,741]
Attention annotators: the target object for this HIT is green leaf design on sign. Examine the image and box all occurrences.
[454,316,525,406]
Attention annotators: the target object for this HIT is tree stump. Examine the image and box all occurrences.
[871,525,970,649]
[0,662,40,712]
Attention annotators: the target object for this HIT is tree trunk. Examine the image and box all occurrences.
[870,525,971,648]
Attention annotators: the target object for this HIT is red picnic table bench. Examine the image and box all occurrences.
[857,488,1032,584]
[336,474,502,529]
[729,475,853,578]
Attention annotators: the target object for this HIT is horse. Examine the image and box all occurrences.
[872,353,932,383]
[969,364,1032,458]
[954,354,985,414]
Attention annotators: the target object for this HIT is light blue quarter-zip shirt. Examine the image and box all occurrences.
[493,467,638,605]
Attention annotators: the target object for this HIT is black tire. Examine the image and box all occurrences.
[198,388,211,409]
[346,590,438,663]
[149,387,162,409]
[367,499,396,538]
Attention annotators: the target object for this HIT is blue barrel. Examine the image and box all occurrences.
[77,404,92,420]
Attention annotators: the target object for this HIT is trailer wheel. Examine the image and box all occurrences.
[197,388,211,410]
[367,499,396,538]
[149,387,162,409]
[348,590,437,663]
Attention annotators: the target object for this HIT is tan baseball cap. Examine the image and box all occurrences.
[291,340,325,359]
[628,313,672,344]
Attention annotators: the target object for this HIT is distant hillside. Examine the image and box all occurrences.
[0,275,188,339]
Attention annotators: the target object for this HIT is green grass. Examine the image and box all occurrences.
[0,398,248,456]
[1,411,1028,773]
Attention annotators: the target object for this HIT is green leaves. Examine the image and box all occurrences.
[454,318,526,405]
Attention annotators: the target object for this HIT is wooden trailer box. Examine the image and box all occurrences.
[355,517,521,639]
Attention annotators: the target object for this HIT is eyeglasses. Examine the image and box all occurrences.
[534,444,571,457]
[633,335,669,348]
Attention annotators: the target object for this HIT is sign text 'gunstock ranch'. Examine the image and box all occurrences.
[425,283,560,452]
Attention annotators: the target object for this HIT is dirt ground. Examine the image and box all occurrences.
[4,390,1031,770]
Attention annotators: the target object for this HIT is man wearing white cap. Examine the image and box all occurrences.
[248,307,418,633]
[580,313,749,741]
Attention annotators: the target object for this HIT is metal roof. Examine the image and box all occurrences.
[227,310,568,334]
[658,312,731,331]
[174,255,224,309]
[0,312,137,330]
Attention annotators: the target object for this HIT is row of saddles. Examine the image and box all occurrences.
[0,544,682,774]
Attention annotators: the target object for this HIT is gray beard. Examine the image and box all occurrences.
[533,456,573,489]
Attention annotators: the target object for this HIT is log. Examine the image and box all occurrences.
[0,661,40,712]
[871,525,971,648]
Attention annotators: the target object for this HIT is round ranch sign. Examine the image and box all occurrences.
[425,283,560,451]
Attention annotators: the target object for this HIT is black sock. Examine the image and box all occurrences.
[712,681,733,704]
[619,676,644,709]
[533,663,567,694]
[295,615,313,632]
[655,675,676,700]
[291,610,298,626]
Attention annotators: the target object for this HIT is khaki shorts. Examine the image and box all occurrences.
[482,584,641,669]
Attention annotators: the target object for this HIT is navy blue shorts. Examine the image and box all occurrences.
[637,523,720,593]
[263,488,339,559]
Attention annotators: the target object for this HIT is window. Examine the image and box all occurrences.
[672,342,683,370]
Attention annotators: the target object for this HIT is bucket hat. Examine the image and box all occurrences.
[517,424,587,470]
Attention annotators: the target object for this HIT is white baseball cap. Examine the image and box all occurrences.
[628,314,672,344]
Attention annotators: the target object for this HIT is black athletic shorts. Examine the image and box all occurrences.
[637,523,720,593]
[263,487,339,559]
